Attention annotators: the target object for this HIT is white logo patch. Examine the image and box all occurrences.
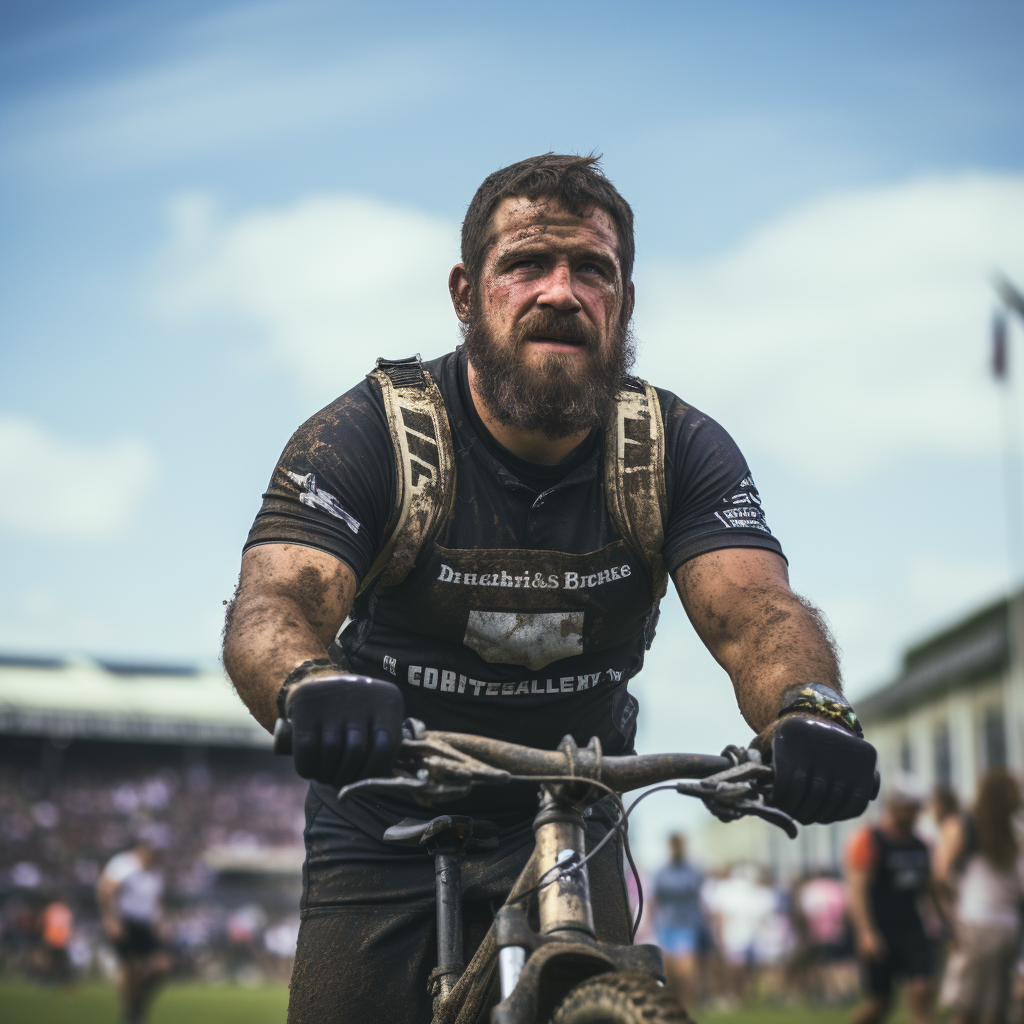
[286,471,361,534]
[463,611,584,670]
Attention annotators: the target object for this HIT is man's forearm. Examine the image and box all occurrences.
[847,871,876,938]
[727,590,841,732]
[223,592,331,731]
[223,546,355,731]
[675,549,841,734]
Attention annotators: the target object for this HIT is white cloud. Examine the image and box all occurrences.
[153,192,461,399]
[155,174,1024,472]
[635,173,1024,481]
[0,417,156,540]
[3,7,457,177]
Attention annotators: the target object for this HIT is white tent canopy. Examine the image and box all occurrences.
[0,654,268,747]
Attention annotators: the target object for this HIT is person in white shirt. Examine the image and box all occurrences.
[938,771,1022,1024]
[96,843,170,1024]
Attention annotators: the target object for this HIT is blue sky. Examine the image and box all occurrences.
[2,0,1024,774]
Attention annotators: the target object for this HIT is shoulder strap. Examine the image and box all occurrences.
[358,356,456,595]
[603,377,668,600]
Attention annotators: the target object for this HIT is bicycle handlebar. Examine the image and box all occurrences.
[426,730,732,791]
[274,716,797,836]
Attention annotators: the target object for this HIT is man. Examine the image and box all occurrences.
[96,842,170,1024]
[223,153,878,1023]
[846,782,939,1024]
[651,834,706,1008]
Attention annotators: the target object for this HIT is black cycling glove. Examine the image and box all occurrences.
[284,671,404,789]
[762,715,879,825]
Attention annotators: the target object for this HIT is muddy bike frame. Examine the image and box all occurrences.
[303,718,799,1024]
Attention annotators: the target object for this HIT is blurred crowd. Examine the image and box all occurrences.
[0,742,308,994]
[6,738,1024,1023]
[641,769,1024,1023]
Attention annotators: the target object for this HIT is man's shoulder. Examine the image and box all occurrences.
[102,850,140,883]
[845,826,879,871]
[285,372,394,461]
[644,383,715,436]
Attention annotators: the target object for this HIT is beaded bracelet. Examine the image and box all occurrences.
[777,682,863,738]
[275,656,347,719]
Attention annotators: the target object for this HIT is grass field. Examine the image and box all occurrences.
[0,980,919,1024]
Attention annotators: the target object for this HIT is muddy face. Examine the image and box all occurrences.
[459,197,636,440]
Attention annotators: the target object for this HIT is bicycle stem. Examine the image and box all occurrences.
[533,791,595,939]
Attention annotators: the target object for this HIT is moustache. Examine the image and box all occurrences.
[512,311,599,348]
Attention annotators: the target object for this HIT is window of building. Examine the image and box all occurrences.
[900,735,913,774]
[934,722,952,787]
[983,707,1006,769]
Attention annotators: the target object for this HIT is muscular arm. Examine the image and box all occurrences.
[673,547,840,733]
[847,866,883,956]
[222,543,357,731]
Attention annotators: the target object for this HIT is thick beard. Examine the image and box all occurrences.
[462,308,636,441]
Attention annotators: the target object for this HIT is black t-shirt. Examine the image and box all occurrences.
[247,348,781,582]
[867,828,931,935]
[246,348,783,832]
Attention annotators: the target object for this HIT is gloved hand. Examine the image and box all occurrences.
[284,672,404,789]
[758,714,879,825]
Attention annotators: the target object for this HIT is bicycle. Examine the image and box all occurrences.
[275,716,799,1023]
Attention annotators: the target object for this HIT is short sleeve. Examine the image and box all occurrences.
[102,852,138,885]
[846,828,878,872]
[658,391,784,572]
[243,377,396,584]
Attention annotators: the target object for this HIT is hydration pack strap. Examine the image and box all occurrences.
[358,356,456,595]
[363,357,667,600]
[603,378,668,600]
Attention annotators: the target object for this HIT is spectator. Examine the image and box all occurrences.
[40,899,74,984]
[939,771,1022,1024]
[846,780,942,1024]
[932,787,966,913]
[791,871,856,1003]
[704,863,776,1003]
[96,842,171,1023]
[650,834,706,1008]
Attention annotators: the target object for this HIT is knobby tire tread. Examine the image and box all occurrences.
[550,971,693,1024]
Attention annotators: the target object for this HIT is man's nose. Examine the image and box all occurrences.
[536,264,582,312]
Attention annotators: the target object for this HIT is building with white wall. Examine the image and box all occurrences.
[691,589,1024,878]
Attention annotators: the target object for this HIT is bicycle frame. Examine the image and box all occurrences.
[358,728,744,1024]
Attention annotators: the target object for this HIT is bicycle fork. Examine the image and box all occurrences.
[498,791,595,998]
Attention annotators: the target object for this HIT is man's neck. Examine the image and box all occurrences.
[466,359,591,465]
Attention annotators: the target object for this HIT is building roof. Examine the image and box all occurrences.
[0,654,269,747]
[858,593,1014,722]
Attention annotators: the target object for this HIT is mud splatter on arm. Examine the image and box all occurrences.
[673,547,841,735]
[222,543,357,731]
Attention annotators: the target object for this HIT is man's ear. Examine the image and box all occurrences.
[449,264,472,322]
[625,280,635,323]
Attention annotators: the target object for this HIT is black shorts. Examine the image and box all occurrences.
[862,929,934,996]
[114,921,161,958]
[288,788,632,1024]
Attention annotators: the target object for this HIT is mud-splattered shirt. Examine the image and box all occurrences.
[246,348,782,830]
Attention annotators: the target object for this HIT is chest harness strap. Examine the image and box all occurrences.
[360,355,667,600]
[357,356,457,595]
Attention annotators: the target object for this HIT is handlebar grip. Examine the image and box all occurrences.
[273,718,293,756]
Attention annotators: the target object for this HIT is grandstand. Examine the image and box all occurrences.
[0,654,307,981]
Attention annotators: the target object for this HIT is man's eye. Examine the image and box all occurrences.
[511,259,542,271]
[578,263,604,276]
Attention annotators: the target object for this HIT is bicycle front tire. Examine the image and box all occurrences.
[550,971,692,1024]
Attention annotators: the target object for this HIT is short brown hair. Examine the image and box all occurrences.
[461,153,635,287]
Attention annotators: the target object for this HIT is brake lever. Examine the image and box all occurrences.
[733,799,799,839]
[337,776,477,806]
[674,757,798,839]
